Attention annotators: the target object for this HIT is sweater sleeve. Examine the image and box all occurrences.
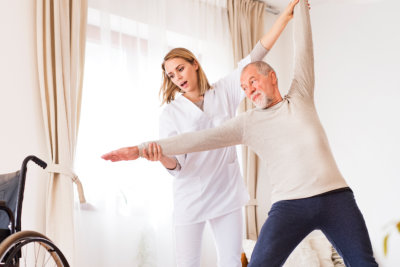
[288,0,315,99]
[250,41,269,62]
[214,42,269,110]
[140,113,246,157]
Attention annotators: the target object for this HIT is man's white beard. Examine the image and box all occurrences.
[252,91,269,109]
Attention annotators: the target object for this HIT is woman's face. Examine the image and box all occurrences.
[164,57,199,94]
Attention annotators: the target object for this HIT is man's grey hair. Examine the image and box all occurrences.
[242,61,276,77]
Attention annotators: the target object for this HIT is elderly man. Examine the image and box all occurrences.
[102,0,378,266]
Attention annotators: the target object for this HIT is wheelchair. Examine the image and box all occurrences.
[0,155,69,266]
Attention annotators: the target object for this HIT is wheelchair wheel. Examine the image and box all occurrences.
[0,230,69,267]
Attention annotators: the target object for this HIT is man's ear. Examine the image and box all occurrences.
[270,71,277,85]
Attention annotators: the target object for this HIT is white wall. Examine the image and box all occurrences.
[0,1,47,233]
[312,1,400,266]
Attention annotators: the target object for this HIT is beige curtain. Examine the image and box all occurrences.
[227,0,265,241]
[36,0,88,264]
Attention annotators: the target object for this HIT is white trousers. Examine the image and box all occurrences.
[174,208,243,267]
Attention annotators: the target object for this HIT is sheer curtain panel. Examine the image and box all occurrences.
[75,0,233,266]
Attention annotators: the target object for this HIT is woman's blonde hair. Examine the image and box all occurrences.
[160,48,211,105]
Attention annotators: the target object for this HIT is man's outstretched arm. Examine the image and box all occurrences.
[289,0,315,98]
[102,115,245,162]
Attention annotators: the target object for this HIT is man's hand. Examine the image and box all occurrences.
[101,146,139,162]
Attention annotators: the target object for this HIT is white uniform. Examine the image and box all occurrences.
[159,56,252,226]
[158,44,268,267]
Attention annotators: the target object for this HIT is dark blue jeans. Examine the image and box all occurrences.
[248,189,378,267]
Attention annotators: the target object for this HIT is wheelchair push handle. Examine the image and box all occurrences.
[22,155,47,169]
[31,156,47,169]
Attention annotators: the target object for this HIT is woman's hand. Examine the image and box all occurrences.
[142,142,163,161]
[283,0,299,20]
[283,0,310,20]
[260,0,310,50]
[101,146,139,162]
[143,142,178,169]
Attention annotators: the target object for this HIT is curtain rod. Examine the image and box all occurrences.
[266,5,280,15]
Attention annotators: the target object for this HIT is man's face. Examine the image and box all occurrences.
[240,65,275,109]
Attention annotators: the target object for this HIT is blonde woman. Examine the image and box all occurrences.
[104,1,301,266]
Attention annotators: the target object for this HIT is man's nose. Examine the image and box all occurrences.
[248,84,256,94]
[245,87,253,98]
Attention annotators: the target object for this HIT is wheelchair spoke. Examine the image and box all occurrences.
[22,241,27,266]
[43,249,53,266]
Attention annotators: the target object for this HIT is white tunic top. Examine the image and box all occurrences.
[159,50,267,225]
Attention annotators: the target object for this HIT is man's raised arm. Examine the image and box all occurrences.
[290,0,315,98]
